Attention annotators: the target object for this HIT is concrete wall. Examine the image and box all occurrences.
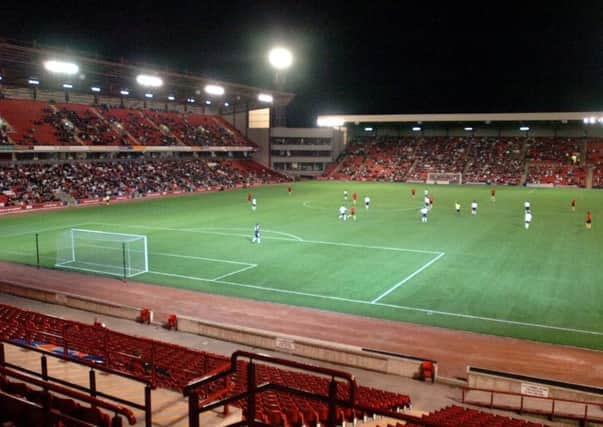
[222,111,248,136]
[0,279,432,381]
[247,128,270,167]
[468,368,603,405]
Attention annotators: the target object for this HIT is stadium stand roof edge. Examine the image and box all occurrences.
[318,112,603,124]
[0,38,295,108]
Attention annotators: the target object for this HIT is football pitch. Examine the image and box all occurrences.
[1,181,602,350]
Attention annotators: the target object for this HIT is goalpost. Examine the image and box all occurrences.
[426,172,463,185]
[55,229,148,278]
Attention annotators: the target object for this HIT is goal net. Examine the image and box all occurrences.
[55,229,148,278]
[426,172,463,185]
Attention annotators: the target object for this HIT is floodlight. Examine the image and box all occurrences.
[205,100,211,105]
[364,127,373,132]
[317,117,345,127]
[44,60,79,75]
[120,90,129,96]
[520,126,530,131]
[168,95,175,101]
[464,127,473,131]
[599,117,603,124]
[224,102,230,107]
[91,87,101,93]
[187,97,195,103]
[0,76,3,81]
[136,74,163,88]
[412,126,422,132]
[268,47,293,70]
[28,79,40,85]
[589,116,597,124]
[62,83,73,89]
[145,93,153,98]
[258,93,273,103]
[204,84,225,96]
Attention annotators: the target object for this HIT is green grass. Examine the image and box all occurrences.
[1,181,602,350]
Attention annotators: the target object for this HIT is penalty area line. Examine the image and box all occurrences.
[371,252,446,303]
[144,269,603,337]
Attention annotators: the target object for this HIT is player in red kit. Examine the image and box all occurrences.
[247,192,252,202]
[352,192,357,205]
[586,211,592,229]
[350,205,357,221]
[287,185,292,196]
[411,188,416,199]
[571,199,576,211]
[428,194,434,209]
[490,188,496,202]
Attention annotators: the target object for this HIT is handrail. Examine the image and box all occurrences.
[3,361,146,411]
[0,365,137,425]
[0,389,96,427]
[462,386,603,408]
[462,386,603,423]
[184,349,357,396]
[2,333,153,387]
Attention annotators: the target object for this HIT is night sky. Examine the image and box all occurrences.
[2,1,602,126]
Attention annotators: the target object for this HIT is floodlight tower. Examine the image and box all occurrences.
[268,47,293,127]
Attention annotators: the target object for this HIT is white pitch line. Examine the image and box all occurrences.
[0,222,93,239]
[144,269,603,337]
[152,251,255,266]
[148,270,367,304]
[373,301,603,337]
[91,223,440,255]
[211,264,258,281]
[371,252,446,303]
[301,239,442,255]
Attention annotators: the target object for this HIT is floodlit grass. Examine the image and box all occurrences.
[1,181,602,349]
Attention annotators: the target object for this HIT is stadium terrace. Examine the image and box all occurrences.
[1,38,603,427]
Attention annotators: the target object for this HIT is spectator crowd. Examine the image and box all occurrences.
[0,158,285,207]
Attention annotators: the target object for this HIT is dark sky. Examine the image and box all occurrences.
[2,1,602,126]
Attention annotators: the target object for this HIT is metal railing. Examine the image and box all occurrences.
[461,386,603,424]
[183,350,437,427]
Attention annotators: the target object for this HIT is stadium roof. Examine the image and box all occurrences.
[317,112,603,126]
[0,39,295,109]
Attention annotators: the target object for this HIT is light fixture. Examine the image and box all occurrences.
[43,60,79,75]
[317,117,345,127]
[168,95,175,101]
[144,93,153,98]
[204,84,225,96]
[224,102,230,107]
[268,47,293,70]
[412,126,422,132]
[62,83,73,89]
[136,74,163,87]
[187,97,195,103]
[28,79,40,85]
[258,93,273,103]
[364,127,373,132]
[91,87,101,93]
[464,127,473,131]
[520,126,530,132]
[120,90,129,96]
[205,100,211,105]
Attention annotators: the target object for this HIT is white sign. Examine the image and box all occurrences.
[275,337,295,351]
[521,383,549,397]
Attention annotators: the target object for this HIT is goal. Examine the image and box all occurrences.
[55,229,148,278]
[426,172,462,185]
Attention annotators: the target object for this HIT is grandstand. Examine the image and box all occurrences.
[1,38,603,427]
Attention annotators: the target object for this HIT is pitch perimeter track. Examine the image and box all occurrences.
[0,261,601,385]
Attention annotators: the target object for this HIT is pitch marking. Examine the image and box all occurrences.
[144,269,603,337]
[371,252,446,303]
